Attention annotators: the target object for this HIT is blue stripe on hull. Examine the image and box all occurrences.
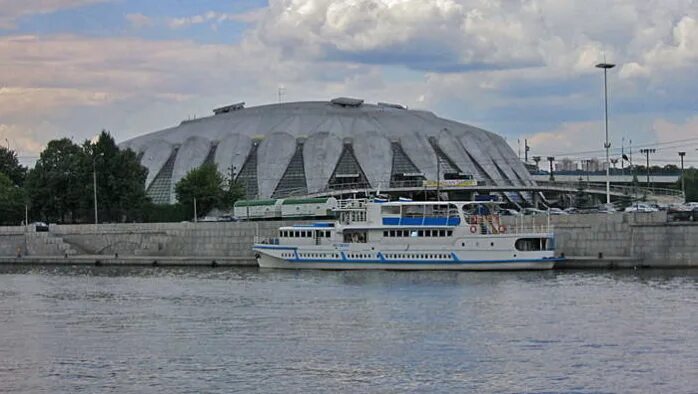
[285,257,563,265]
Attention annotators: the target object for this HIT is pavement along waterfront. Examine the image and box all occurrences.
[1,212,696,268]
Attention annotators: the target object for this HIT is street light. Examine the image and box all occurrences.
[596,62,616,205]
[679,152,686,202]
[92,152,104,225]
[640,148,656,189]
[547,156,555,182]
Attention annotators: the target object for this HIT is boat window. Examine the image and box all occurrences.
[447,230,453,236]
[515,238,553,251]
[418,230,424,237]
[439,230,446,237]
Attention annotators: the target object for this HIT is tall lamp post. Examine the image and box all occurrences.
[596,62,616,205]
[532,156,541,173]
[679,152,686,202]
[547,156,555,182]
[92,152,104,225]
[640,148,656,189]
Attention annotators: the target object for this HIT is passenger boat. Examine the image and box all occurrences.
[253,199,562,270]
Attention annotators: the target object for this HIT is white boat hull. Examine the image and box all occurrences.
[254,247,558,271]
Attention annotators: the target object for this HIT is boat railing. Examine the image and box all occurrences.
[254,236,280,245]
[466,214,553,235]
[337,198,369,210]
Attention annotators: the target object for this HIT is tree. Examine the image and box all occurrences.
[680,168,698,202]
[84,131,148,222]
[25,138,86,223]
[0,146,27,186]
[0,172,26,225]
[223,168,246,208]
[24,131,149,223]
[175,163,227,218]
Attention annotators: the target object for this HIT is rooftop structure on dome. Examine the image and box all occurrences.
[119,98,536,205]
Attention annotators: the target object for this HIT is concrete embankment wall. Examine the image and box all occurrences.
[1,221,299,266]
[2,213,697,268]
[503,212,698,268]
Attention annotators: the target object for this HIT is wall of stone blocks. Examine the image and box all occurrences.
[1,213,697,267]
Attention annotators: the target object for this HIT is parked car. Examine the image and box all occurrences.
[33,222,49,232]
[596,204,617,214]
[522,208,547,216]
[624,204,659,213]
[563,207,579,214]
[547,208,568,215]
[198,216,220,222]
[668,204,698,221]
[217,215,240,222]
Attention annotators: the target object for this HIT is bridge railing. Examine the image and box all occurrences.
[536,180,683,199]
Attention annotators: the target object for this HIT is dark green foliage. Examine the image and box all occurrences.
[679,168,698,202]
[175,162,227,218]
[140,202,190,223]
[25,138,86,223]
[84,131,149,223]
[0,171,27,225]
[25,131,148,223]
[0,146,27,186]
[224,174,246,208]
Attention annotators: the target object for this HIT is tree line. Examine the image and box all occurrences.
[0,131,245,225]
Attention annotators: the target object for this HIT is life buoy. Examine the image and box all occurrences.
[498,225,506,233]
[470,225,478,234]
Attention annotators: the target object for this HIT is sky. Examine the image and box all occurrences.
[1,0,697,168]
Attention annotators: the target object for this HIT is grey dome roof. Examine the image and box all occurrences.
[119,99,533,204]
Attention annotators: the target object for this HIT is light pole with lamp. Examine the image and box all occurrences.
[679,152,686,202]
[640,148,656,190]
[92,152,104,225]
[547,157,555,182]
[596,62,616,205]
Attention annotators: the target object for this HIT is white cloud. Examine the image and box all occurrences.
[0,0,109,29]
[168,10,261,29]
[0,123,48,158]
[245,0,697,79]
[125,12,152,29]
[2,0,698,164]
[526,121,604,158]
[652,116,698,144]
[0,86,112,118]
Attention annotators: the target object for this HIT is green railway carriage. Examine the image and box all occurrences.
[234,197,338,220]
[281,197,338,218]
[233,199,282,220]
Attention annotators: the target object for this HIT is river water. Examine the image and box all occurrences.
[0,266,696,393]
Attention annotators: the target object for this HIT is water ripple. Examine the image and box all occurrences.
[0,266,696,393]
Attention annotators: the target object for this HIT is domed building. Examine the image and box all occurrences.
[119,98,535,204]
